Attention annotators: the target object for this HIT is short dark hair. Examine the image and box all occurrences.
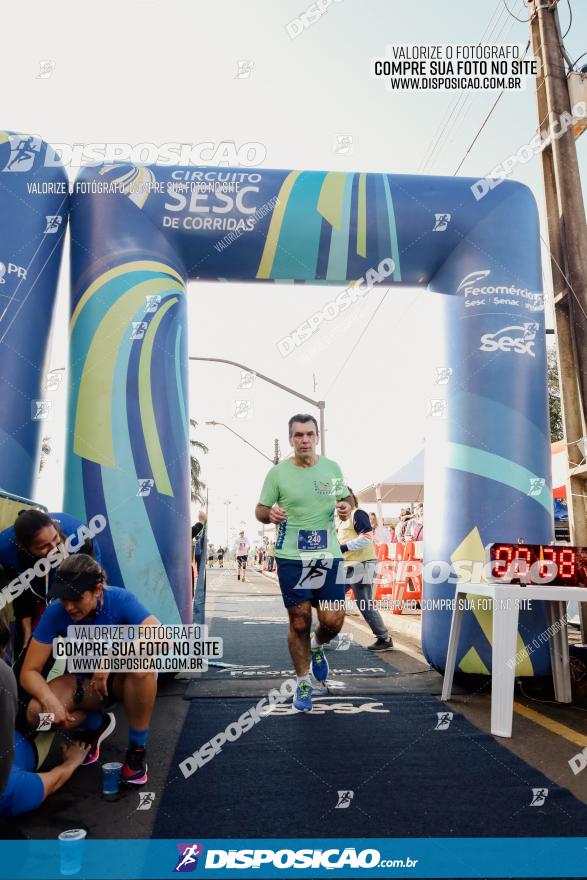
[57,553,106,588]
[14,509,54,549]
[288,414,319,437]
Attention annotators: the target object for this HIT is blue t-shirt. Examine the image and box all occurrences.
[33,586,151,644]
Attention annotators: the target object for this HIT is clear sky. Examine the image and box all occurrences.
[8,0,586,547]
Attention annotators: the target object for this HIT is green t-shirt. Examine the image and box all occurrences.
[258,456,349,560]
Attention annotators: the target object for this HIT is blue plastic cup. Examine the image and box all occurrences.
[58,828,86,876]
[101,761,123,800]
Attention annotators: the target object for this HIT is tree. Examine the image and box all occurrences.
[547,344,563,442]
[189,419,208,505]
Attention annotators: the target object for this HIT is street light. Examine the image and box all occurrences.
[205,420,275,463]
[191,357,326,455]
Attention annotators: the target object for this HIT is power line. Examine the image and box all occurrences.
[561,0,573,39]
[452,91,506,175]
[325,289,391,396]
[502,0,529,24]
[421,8,518,174]
[430,11,517,170]
[418,0,505,173]
[452,39,531,175]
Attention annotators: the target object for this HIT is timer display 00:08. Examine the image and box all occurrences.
[487,543,587,586]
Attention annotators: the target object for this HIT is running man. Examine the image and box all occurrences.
[255,414,352,713]
[234,531,250,582]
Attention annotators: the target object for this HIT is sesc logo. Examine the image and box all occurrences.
[479,325,537,357]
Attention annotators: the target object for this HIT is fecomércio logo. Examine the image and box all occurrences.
[456,268,544,310]
[456,269,491,293]
[174,843,204,872]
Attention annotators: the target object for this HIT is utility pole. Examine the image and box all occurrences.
[530,1,587,633]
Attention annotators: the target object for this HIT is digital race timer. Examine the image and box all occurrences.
[487,543,587,586]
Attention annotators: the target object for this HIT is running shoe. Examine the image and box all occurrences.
[311,644,329,682]
[293,680,313,713]
[80,712,116,766]
[368,636,394,652]
[122,743,148,785]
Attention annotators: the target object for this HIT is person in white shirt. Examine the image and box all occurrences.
[234,531,251,582]
[368,513,391,545]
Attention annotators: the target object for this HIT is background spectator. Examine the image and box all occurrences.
[368,513,391,545]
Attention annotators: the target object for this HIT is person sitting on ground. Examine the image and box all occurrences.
[0,509,102,660]
[0,610,90,818]
[20,554,159,787]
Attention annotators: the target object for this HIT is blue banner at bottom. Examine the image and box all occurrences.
[0,838,586,879]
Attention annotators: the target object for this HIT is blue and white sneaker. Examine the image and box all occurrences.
[293,680,313,712]
[311,644,329,682]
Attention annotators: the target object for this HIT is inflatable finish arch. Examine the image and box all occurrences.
[0,134,553,674]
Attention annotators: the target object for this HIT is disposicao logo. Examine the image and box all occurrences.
[174,843,204,872]
[203,847,381,870]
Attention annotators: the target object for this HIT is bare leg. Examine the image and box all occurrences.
[113,671,157,730]
[315,605,345,645]
[286,602,312,675]
[26,674,103,733]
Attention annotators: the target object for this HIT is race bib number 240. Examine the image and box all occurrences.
[297,529,328,551]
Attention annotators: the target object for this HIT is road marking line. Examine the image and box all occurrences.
[513,701,587,748]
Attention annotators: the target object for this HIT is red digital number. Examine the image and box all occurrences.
[539,546,557,582]
[492,544,512,579]
[558,548,576,581]
[511,545,532,582]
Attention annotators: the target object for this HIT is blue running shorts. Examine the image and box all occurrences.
[276,558,346,608]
